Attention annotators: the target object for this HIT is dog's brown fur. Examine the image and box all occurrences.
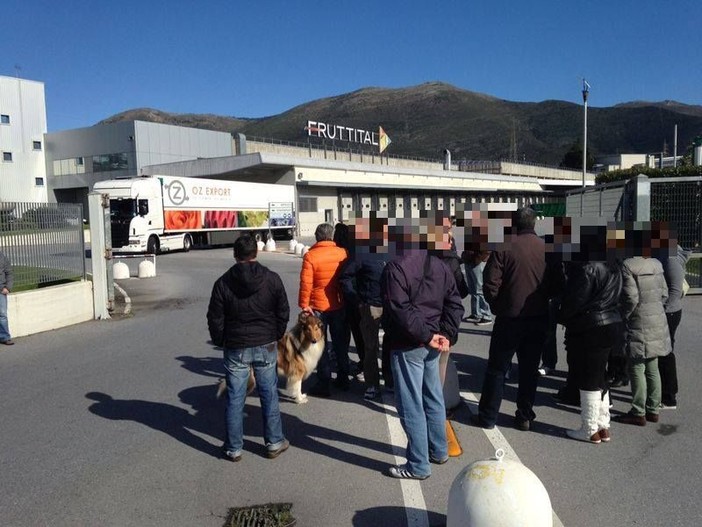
[215,311,325,404]
[277,311,325,403]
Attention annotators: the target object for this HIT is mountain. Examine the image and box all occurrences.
[98,82,702,166]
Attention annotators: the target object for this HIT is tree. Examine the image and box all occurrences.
[559,142,595,170]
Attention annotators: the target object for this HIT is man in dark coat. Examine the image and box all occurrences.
[381,217,464,480]
[207,235,290,462]
[474,207,554,431]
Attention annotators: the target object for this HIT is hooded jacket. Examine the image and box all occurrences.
[620,256,671,359]
[207,261,290,349]
[298,240,348,312]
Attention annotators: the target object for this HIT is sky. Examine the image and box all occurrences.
[3,0,702,132]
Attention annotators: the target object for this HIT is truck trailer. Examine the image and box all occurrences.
[93,175,295,254]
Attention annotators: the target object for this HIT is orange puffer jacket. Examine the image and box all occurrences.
[298,241,348,312]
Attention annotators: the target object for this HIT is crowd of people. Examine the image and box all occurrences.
[206,208,688,479]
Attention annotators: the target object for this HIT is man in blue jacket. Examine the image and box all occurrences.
[381,216,464,480]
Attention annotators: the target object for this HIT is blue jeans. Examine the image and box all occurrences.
[223,343,285,455]
[478,315,548,426]
[465,262,492,320]
[315,308,350,384]
[0,294,10,342]
[392,346,447,477]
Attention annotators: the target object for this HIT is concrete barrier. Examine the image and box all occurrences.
[7,281,95,338]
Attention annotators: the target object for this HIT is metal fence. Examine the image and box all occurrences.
[649,176,702,251]
[0,202,86,291]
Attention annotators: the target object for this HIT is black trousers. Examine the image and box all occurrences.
[478,315,548,425]
[659,310,682,403]
[566,322,625,392]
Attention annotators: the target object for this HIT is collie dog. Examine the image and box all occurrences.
[277,311,325,404]
[216,311,325,404]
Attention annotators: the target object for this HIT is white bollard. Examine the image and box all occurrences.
[113,261,130,279]
[288,239,298,252]
[256,240,265,251]
[138,260,156,278]
[301,245,310,257]
[295,244,304,256]
[265,238,276,252]
[447,449,552,527]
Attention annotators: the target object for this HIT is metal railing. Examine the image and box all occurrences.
[0,202,86,291]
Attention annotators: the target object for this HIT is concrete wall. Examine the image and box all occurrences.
[566,185,625,218]
[7,281,94,338]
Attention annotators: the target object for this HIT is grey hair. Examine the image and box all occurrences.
[514,207,536,231]
[315,223,334,242]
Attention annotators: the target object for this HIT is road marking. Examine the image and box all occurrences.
[380,392,429,527]
[460,390,565,527]
[114,282,131,316]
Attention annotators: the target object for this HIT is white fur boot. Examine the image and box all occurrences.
[566,390,602,444]
[597,390,611,442]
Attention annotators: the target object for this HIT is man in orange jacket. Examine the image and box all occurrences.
[299,223,350,396]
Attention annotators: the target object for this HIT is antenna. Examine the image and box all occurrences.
[14,64,22,78]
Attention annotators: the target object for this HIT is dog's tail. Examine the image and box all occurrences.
[215,368,256,399]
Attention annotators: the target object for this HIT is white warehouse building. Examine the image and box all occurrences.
[0,75,48,202]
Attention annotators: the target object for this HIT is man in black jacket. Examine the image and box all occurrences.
[207,235,290,462]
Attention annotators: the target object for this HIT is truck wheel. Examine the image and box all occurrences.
[183,234,192,252]
[147,236,160,255]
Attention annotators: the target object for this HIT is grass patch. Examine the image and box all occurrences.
[223,503,296,527]
[11,266,83,292]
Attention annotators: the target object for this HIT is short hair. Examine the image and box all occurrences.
[234,234,258,261]
[315,223,334,242]
[513,207,536,231]
[333,222,350,249]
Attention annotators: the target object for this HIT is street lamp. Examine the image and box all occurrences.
[581,79,590,215]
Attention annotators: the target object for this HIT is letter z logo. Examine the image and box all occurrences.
[166,180,188,206]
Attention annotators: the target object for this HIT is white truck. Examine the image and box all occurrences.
[93,175,295,254]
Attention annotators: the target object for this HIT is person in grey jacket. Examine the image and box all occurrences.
[657,244,690,409]
[615,254,671,426]
[0,251,14,345]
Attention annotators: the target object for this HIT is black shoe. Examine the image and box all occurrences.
[514,417,531,431]
[470,413,495,430]
[309,383,331,397]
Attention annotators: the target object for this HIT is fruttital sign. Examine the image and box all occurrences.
[305,120,392,154]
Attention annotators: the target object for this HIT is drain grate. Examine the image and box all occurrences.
[224,503,296,527]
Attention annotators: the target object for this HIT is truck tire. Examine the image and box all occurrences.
[183,234,192,252]
[147,236,160,255]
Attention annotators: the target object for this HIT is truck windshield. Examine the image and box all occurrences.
[110,199,137,220]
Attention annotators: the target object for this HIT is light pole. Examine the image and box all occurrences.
[580,79,590,215]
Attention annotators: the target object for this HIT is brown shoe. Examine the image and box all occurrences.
[266,439,289,459]
[646,413,659,423]
[598,428,611,442]
[1,340,14,345]
[614,413,646,426]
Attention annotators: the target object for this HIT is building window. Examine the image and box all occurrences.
[35,177,45,186]
[299,197,318,213]
[0,114,9,124]
[2,152,12,162]
[76,157,84,165]
[92,152,128,172]
[33,141,42,150]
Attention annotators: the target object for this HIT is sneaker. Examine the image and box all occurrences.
[475,318,493,326]
[222,449,242,462]
[266,439,290,459]
[537,366,553,377]
[364,386,381,400]
[660,400,677,410]
[463,315,480,323]
[387,464,429,480]
[0,339,14,345]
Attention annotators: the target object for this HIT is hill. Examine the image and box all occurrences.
[98,82,702,166]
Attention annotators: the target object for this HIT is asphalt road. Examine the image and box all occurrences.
[1,248,701,526]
